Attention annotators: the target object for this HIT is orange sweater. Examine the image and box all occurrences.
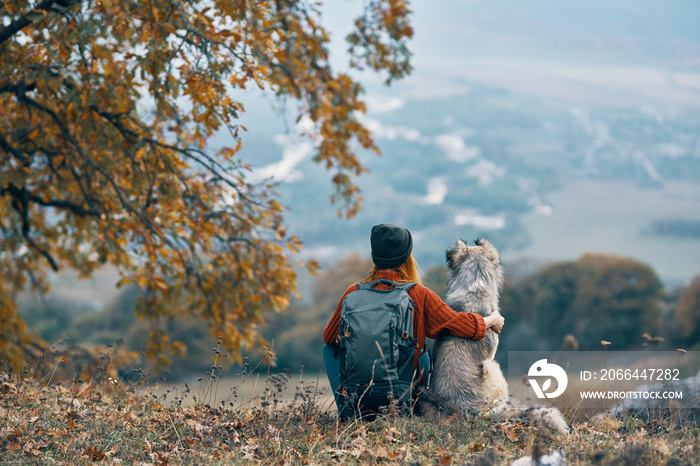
[322,270,486,366]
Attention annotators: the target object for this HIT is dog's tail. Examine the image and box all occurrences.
[416,390,569,434]
[415,387,464,418]
[491,400,570,434]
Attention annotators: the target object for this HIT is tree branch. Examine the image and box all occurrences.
[0,82,37,94]
[0,0,61,46]
[0,132,29,163]
[2,181,100,219]
[4,183,59,271]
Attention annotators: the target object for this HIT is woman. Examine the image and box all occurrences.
[322,223,505,414]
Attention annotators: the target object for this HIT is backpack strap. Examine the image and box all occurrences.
[356,279,416,291]
[353,280,418,347]
[398,347,418,376]
[396,282,416,292]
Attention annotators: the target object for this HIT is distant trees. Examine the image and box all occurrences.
[500,254,664,352]
[262,254,373,372]
[423,265,448,300]
[675,276,700,348]
[19,251,699,379]
[646,218,700,238]
[428,252,666,352]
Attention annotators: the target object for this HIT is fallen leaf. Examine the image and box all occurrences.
[106,444,120,457]
[241,444,256,460]
[398,443,412,461]
[185,419,206,436]
[372,445,391,459]
[84,446,107,461]
[350,436,367,457]
[154,451,169,465]
[633,428,647,443]
[385,426,401,442]
[654,438,671,456]
[47,428,67,438]
[469,442,484,452]
[501,425,520,442]
[7,442,20,453]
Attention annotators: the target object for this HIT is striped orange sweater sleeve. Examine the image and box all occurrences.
[413,285,486,340]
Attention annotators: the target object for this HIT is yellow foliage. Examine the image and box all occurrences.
[0,0,411,368]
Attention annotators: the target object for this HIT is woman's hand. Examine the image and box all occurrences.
[484,311,505,334]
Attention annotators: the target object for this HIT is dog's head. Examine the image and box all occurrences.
[445,238,503,289]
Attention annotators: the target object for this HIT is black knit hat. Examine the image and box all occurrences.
[370,223,413,269]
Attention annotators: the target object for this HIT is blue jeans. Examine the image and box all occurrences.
[322,344,430,411]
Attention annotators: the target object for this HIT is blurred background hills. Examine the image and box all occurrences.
[18,0,700,378]
[237,0,700,285]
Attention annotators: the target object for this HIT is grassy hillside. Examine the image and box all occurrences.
[2,361,699,465]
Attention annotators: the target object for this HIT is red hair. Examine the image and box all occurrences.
[361,254,423,285]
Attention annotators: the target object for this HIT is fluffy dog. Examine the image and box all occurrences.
[419,239,568,434]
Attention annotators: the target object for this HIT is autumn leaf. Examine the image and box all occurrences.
[350,436,368,457]
[500,424,520,442]
[83,446,107,461]
[372,445,392,459]
[469,442,484,452]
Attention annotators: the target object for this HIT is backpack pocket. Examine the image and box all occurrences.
[339,308,397,384]
[398,344,419,382]
[338,381,414,418]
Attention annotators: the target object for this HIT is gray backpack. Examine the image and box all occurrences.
[336,279,420,417]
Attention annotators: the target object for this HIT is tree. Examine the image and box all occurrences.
[569,254,663,349]
[502,254,664,351]
[0,0,412,367]
[675,275,700,347]
[423,265,448,300]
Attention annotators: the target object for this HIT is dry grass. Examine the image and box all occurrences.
[1,343,699,465]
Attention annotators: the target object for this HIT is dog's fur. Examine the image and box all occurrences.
[418,239,568,434]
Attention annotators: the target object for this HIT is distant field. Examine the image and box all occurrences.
[509,179,700,284]
[148,371,336,411]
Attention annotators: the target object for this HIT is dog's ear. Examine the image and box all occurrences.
[445,247,456,267]
[446,239,467,268]
[476,238,500,264]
